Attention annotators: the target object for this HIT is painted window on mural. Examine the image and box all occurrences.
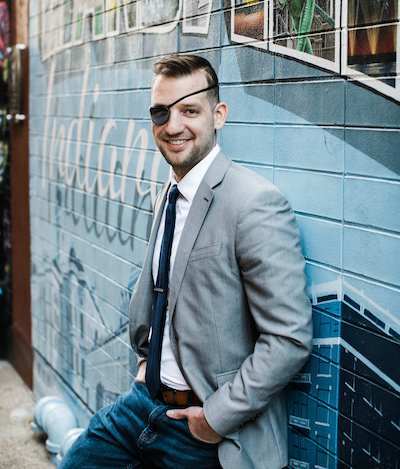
[40,0,52,59]
[232,0,267,43]
[183,0,212,34]
[140,0,180,29]
[105,0,120,35]
[123,0,139,30]
[94,4,105,36]
[73,9,84,41]
[63,0,74,44]
[346,0,398,89]
[270,0,340,71]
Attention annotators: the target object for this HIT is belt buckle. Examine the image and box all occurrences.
[161,385,194,407]
[161,386,177,406]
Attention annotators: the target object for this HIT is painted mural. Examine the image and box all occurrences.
[0,0,9,69]
[29,1,400,467]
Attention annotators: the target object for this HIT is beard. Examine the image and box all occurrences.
[157,133,215,179]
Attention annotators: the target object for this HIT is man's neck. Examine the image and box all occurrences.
[172,144,218,182]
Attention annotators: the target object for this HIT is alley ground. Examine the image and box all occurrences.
[0,361,54,468]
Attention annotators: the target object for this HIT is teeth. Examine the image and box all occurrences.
[168,139,187,144]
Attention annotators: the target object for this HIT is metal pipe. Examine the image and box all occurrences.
[31,396,80,457]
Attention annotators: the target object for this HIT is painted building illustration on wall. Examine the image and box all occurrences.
[29,1,400,467]
[289,280,400,467]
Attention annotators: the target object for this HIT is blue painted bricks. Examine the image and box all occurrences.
[288,297,400,467]
[29,1,400,467]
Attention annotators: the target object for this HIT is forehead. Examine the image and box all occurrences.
[151,71,209,105]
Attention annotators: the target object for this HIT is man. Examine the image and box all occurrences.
[60,54,312,469]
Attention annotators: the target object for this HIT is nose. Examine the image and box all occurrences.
[164,107,184,134]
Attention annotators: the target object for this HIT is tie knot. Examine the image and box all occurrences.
[168,184,180,204]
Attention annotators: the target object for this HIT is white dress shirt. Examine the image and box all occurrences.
[152,144,220,390]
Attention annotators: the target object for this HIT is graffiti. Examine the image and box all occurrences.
[343,0,399,95]
[31,1,400,467]
[231,0,267,43]
[288,280,400,467]
[269,0,340,71]
[39,1,400,101]
[183,0,213,34]
[39,0,182,60]
[42,60,161,207]
[40,57,161,247]
[32,245,140,413]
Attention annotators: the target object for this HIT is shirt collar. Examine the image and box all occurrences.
[169,144,220,203]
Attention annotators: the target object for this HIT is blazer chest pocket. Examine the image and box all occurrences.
[188,242,221,262]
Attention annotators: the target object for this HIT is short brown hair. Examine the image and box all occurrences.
[153,54,219,103]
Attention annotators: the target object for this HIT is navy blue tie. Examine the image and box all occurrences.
[146,184,180,398]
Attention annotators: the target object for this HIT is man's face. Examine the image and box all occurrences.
[151,71,227,180]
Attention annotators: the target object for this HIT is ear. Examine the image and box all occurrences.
[213,102,228,130]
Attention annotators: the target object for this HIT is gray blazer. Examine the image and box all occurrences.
[129,152,313,469]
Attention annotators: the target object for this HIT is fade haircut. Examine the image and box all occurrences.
[153,54,220,104]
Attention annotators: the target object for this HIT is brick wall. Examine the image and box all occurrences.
[29,1,400,466]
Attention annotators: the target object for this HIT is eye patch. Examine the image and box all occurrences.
[149,84,217,126]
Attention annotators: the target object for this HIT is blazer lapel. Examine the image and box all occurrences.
[168,152,232,319]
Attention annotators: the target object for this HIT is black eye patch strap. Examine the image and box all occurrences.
[163,84,217,110]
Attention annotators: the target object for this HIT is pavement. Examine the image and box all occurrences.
[0,360,54,468]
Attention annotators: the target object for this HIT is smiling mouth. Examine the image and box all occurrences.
[165,139,191,147]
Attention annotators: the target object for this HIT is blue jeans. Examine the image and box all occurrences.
[59,382,221,469]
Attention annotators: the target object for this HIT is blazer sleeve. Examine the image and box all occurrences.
[203,184,313,437]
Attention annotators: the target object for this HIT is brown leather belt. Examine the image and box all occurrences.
[160,384,202,407]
